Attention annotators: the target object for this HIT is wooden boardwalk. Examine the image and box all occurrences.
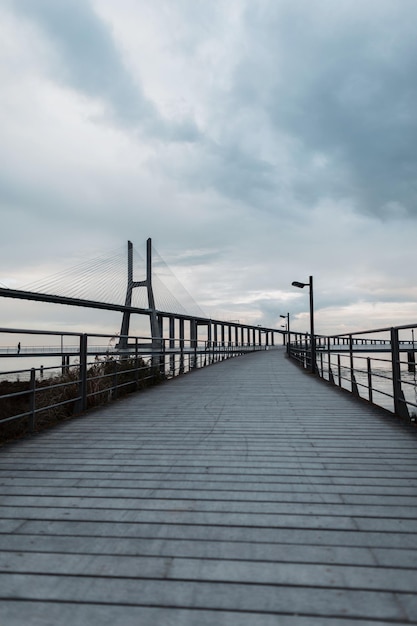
[0,347,417,625]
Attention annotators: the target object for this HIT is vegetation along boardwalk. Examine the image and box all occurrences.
[0,346,417,625]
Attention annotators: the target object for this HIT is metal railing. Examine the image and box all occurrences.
[0,328,267,435]
[288,324,417,421]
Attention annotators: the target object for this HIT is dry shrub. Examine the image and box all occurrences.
[0,355,164,445]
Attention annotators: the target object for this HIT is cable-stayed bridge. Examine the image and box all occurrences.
[0,238,280,352]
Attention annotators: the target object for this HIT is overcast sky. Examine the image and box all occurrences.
[1,0,417,337]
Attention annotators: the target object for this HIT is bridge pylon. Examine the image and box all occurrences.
[118,239,160,350]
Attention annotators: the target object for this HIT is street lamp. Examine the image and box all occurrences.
[291,276,315,373]
[280,313,290,351]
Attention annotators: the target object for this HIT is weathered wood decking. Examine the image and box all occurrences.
[0,347,417,625]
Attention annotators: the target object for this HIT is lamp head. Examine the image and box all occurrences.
[292,281,308,289]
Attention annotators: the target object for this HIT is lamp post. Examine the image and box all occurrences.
[291,276,315,373]
[280,313,290,352]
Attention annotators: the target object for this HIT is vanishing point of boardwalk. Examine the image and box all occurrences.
[0,347,417,625]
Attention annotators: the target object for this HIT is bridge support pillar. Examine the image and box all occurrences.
[213,324,218,361]
[190,319,198,369]
[391,328,410,419]
[179,319,184,374]
[169,317,175,375]
[207,322,212,364]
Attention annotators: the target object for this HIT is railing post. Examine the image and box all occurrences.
[29,368,36,433]
[190,319,198,368]
[208,322,213,364]
[77,333,88,412]
[391,327,410,419]
[159,329,166,376]
[337,354,341,387]
[367,357,373,404]
[212,323,217,361]
[112,357,118,399]
[135,337,140,388]
[303,333,307,368]
[327,337,334,384]
[179,318,184,374]
[152,314,164,371]
[349,334,359,396]
[169,317,175,376]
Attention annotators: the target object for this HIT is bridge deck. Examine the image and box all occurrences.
[0,347,417,625]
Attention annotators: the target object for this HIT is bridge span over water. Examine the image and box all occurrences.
[0,347,416,625]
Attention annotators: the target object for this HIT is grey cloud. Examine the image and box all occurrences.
[167,250,225,267]
[279,56,417,217]
[208,141,276,202]
[159,135,281,217]
[227,0,417,218]
[10,0,199,141]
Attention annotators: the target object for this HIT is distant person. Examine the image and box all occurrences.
[17,342,21,354]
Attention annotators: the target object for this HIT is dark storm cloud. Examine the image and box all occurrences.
[230,0,417,218]
[149,0,417,220]
[9,0,199,141]
[202,140,276,204]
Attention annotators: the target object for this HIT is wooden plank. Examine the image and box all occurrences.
[0,573,414,620]
[0,551,416,592]
[3,493,417,517]
[1,533,416,567]
[3,485,417,503]
[0,533,411,564]
[0,602,396,626]
[9,519,417,548]
[2,505,417,532]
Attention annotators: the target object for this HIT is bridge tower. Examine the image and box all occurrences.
[119,238,160,348]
